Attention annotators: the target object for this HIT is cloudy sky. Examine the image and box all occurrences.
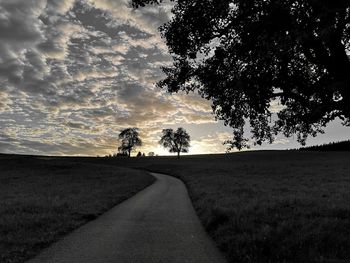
[0,0,349,156]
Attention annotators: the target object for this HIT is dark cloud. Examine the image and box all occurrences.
[0,0,45,44]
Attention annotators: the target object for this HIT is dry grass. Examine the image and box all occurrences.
[103,150,350,263]
[0,155,154,263]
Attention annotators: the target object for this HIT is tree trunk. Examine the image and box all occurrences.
[128,149,131,157]
[177,151,180,158]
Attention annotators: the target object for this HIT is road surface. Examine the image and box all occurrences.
[27,172,227,263]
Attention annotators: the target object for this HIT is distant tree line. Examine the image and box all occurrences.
[299,140,350,151]
[114,127,191,158]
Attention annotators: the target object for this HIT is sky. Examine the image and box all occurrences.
[0,0,349,156]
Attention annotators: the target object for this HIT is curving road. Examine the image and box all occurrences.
[27,172,227,263]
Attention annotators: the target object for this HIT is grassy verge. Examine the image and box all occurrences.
[100,151,350,263]
[0,155,154,263]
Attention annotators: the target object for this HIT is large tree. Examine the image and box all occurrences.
[159,127,190,157]
[118,128,142,157]
[133,0,350,149]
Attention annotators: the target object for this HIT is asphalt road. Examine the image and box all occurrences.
[27,172,227,263]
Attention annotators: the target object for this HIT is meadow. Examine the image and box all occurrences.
[2,150,350,263]
[0,154,154,263]
[103,150,350,263]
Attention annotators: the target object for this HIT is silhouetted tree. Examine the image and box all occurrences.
[118,128,142,157]
[133,0,350,149]
[137,151,142,157]
[159,127,190,157]
[116,151,128,157]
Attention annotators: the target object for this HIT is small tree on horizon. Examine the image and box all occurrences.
[118,128,142,157]
[159,127,190,158]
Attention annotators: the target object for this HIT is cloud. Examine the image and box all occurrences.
[190,132,233,154]
[0,0,46,84]
[174,92,213,112]
[0,0,235,156]
[0,0,45,45]
[0,0,79,93]
[0,90,12,111]
[87,0,172,34]
[46,0,76,14]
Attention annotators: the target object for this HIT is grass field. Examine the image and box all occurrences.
[98,150,350,263]
[2,151,350,263]
[0,154,154,263]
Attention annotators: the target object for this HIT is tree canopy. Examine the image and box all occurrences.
[118,128,142,157]
[159,127,190,157]
[133,0,350,149]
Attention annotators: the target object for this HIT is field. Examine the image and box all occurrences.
[2,151,350,263]
[0,154,154,263]
[100,151,350,263]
